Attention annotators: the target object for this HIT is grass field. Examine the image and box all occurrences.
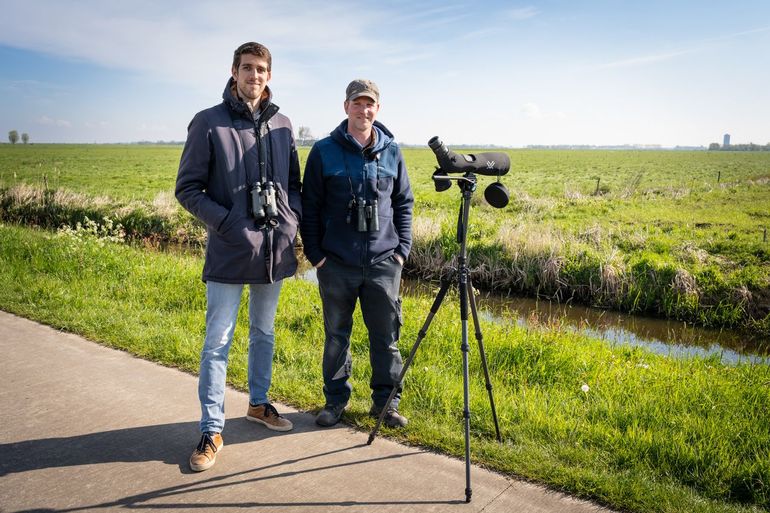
[1,222,768,513]
[1,143,768,334]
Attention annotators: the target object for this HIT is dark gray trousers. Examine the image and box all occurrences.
[317,255,404,408]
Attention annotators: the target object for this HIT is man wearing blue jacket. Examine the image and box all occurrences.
[176,42,301,472]
[301,79,414,428]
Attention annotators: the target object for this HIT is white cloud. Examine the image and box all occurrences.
[0,0,405,93]
[140,123,169,132]
[384,52,435,66]
[593,49,693,70]
[590,25,770,71]
[521,102,542,119]
[37,116,72,128]
[520,103,567,122]
[506,7,539,20]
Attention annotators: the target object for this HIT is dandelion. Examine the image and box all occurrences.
[581,383,590,393]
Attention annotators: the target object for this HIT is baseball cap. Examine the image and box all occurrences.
[346,79,380,103]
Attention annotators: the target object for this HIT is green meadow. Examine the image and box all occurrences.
[1,143,768,333]
[1,143,769,512]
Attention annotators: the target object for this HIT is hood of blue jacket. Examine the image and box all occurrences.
[330,120,394,155]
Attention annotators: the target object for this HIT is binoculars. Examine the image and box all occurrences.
[249,181,278,222]
[346,197,379,232]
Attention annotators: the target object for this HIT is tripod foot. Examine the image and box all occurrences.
[465,488,472,503]
[366,434,374,445]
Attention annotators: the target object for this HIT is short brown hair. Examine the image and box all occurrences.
[232,42,272,71]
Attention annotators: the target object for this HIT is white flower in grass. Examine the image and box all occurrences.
[581,383,590,393]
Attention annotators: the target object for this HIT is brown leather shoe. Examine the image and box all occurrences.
[246,403,293,432]
[189,432,223,472]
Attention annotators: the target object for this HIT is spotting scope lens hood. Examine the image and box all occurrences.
[428,136,510,176]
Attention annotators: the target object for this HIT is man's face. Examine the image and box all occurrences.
[232,54,271,103]
[344,96,380,134]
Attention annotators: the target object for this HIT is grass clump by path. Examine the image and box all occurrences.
[1,223,768,513]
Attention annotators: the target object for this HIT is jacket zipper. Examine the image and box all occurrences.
[253,113,274,282]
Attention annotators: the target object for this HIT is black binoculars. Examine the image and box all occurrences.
[249,181,278,222]
[346,197,379,232]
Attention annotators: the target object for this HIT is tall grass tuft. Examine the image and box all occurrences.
[0,184,205,245]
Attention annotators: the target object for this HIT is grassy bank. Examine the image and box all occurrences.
[1,144,768,333]
[1,223,768,513]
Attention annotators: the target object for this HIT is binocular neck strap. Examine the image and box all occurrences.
[341,147,380,203]
[228,108,271,186]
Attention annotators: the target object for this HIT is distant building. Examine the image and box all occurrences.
[723,134,731,147]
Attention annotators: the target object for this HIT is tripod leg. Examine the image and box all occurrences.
[367,278,452,445]
[459,277,472,502]
[468,278,502,442]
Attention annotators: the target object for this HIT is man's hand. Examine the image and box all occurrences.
[315,257,326,268]
[394,254,404,266]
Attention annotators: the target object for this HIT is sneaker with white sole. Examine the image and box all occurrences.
[246,402,293,432]
[189,432,223,472]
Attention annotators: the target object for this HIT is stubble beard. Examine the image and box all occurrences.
[238,83,263,102]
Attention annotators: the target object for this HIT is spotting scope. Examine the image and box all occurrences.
[428,136,510,176]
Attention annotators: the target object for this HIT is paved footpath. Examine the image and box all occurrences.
[0,310,614,513]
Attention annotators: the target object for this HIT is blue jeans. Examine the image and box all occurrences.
[198,280,283,434]
[316,256,404,408]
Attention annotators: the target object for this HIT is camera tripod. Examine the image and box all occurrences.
[367,171,502,503]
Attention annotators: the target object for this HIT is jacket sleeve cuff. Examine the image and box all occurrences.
[305,250,325,267]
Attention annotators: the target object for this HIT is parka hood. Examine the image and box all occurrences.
[222,77,274,118]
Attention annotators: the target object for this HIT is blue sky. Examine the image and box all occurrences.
[1,0,768,146]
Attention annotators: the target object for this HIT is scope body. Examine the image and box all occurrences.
[428,136,509,176]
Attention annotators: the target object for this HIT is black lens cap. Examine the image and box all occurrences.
[484,182,510,208]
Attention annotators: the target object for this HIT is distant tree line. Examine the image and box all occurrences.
[709,142,770,151]
[7,130,29,144]
[296,125,317,146]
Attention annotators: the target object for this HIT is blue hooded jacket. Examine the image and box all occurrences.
[301,119,413,267]
[176,79,302,283]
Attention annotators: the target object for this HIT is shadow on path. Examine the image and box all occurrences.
[1,412,312,476]
[7,437,452,511]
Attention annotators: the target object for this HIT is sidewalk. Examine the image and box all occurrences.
[0,310,613,513]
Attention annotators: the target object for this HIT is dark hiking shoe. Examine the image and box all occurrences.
[189,432,223,472]
[247,402,293,432]
[369,404,408,428]
[315,403,347,427]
